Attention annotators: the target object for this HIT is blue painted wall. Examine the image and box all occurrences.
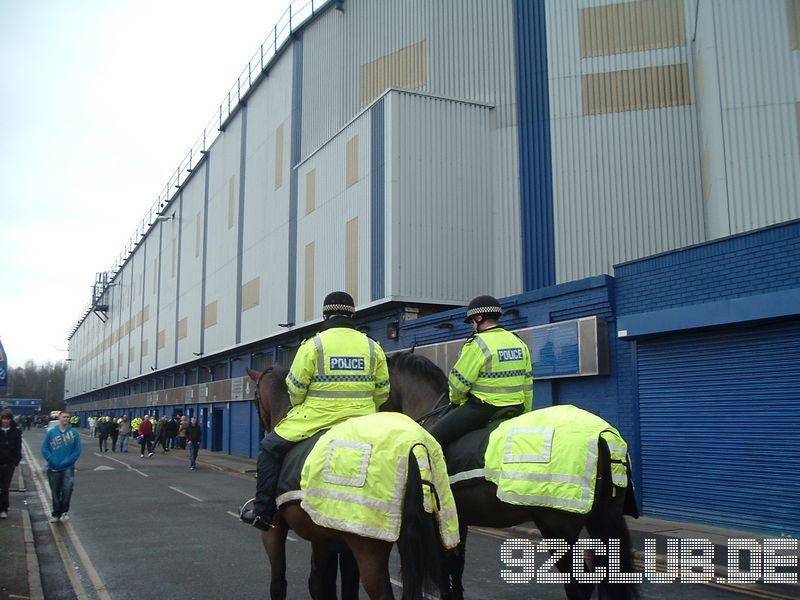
[616,219,800,315]
[514,0,555,291]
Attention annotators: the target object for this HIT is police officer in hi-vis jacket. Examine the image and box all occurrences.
[429,295,533,447]
[246,291,390,530]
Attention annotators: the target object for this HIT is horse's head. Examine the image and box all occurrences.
[247,366,292,432]
[385,351,449,421]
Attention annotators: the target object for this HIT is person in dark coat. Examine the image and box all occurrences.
[185,417,202,470]
[164,417,179,451]
[109,418,120,452]
[0,409,23,519]
[97,417,111,452]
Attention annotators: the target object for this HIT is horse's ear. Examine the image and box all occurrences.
[246,368,260,382]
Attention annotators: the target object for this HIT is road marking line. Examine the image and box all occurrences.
[226,511,240,518]
[22,439,91,600]
[26,441,112,599]
[94,452,149,477]
[169,486,204,502]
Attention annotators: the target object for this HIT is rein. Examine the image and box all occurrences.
[415,391,451,426]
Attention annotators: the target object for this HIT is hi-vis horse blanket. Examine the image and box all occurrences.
[277,412,460,548]
[449,405,630,514]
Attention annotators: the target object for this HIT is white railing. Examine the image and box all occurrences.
[69,0,334,340]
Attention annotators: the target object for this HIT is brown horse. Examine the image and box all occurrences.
[246,367,450,600]
[383,352,639,600]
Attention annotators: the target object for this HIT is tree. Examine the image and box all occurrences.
[4,361,67,414]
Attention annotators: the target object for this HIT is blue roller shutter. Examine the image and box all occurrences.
[637,318,800,536]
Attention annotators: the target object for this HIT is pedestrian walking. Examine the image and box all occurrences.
[154,416,170,453]
[109,417,120,452]
[186,417,202,470]
[177,416,188,450]
[0,409,23,519]
[97,416,111,452]
[40,410,82,522]
[88,416,96,437]
[139,414,154,458]
[165,416,178,451]
[118,416,131,453]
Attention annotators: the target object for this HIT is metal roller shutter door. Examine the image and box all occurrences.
[637,318,800,536]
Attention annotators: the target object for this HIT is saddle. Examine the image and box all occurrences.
[276,430,327,505]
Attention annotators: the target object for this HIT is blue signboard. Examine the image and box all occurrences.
[531,321,580,378]
[1,398,42,415]
[0,339,7,388]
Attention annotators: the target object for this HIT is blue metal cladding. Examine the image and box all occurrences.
[637,319,800,536]
[514,0,555,291]
[287,35,304,325]
[229,401,251,458]
[370,98,386,301]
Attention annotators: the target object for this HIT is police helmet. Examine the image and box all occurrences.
[464,295,503,323]
[323,291,356,318]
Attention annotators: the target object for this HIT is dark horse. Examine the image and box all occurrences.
[383,352,639,600]
[246,367,449,600]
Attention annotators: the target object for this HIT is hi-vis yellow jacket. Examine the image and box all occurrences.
[293,412,460,548]
[448,327,533,411]
[278,322,390,442]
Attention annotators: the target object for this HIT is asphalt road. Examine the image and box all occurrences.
[21,428,784,600]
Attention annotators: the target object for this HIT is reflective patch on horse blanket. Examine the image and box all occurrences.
[297,412,460,548]
[276,430,327,505]
[447,405,631,514]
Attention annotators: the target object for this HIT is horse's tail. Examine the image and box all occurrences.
[396,449,448,600]
[586,438,639,600]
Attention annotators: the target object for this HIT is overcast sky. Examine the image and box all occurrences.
[0,0,289,367]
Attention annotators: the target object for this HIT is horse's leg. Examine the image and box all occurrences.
[535,510,593,600]
[445,523,468,600]
[261,519,289,600]
[344,535,394,600]
[308,542,334,600]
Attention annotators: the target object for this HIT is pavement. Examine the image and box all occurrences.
[4,429,798,599]
[0,449,45,600]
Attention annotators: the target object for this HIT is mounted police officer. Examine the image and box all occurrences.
[428,295,533,447]
[246,291,390,530]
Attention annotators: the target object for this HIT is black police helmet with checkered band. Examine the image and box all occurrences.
[323,291,356,317]
[464,295,503,323]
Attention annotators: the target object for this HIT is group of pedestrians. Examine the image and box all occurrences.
[95,415,132,452]
[135,414,201,469]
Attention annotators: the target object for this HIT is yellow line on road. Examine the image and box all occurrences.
[23,439,112,600]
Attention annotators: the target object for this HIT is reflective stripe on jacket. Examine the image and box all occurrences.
[448,327,533,410]
[277,324,390,442]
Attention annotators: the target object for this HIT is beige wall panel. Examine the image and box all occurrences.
[242,277,260,312]
[304,243,315,322]
[789,0,800,50]
[580,0,686,58]
[360,40,428,107]
[204,301,218,329]
[141,339,149,358]
[346,136,359,188]
[345,217,359,304]
[177,318,188,341]
[306,169,316,214]
[582,64,691,116]
[157,330,166,350]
